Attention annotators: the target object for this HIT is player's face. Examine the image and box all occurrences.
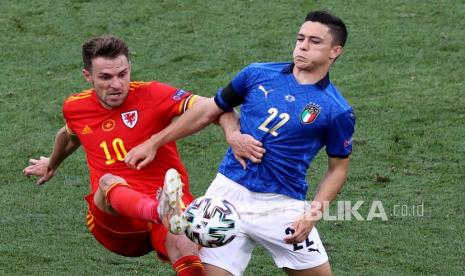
[293,21,342,71]
[83,55,131,109]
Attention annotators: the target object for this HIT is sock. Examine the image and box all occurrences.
[173,255,206,276]
[106,183,161,224]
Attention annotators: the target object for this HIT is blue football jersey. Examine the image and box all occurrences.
[215,62,355,200]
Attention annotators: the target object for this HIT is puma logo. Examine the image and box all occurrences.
[258,85,273,98]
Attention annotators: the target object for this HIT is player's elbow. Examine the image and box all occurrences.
[194,97,225,125]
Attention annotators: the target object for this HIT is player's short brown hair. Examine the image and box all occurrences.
[82,36,129,71]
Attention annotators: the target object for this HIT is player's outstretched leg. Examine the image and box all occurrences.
[98,173,162,223]
[158,168,188,234]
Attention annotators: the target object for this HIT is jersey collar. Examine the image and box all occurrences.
[282,63,330,90]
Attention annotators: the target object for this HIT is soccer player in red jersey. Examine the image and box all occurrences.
[22,35,257,275]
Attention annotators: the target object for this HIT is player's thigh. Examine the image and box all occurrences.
[85,193,152,257]
[283,261,332,276]
[200,233,256,276]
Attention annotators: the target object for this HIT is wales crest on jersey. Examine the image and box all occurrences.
[121,110,138,128]
[300,103,320,124]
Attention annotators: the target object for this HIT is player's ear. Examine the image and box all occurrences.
[330,45,343,60]
[82,68,92,83]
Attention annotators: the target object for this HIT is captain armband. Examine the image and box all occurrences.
[214,83,244,111]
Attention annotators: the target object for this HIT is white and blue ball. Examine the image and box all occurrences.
[184,196,239,248]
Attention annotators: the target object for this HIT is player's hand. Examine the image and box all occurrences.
[23,156,57,185]
[284,213,316,244]
[227,132,265,169]
[125,141,158,170]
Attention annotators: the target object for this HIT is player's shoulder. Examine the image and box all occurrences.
[132,80,178,93]
[63,88,93,104]
[324,84,354,117]
[63,89,95,114]
[129,81,153,92]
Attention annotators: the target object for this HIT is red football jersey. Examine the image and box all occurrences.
[63,81,196,196]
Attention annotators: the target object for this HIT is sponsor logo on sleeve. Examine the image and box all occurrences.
[344,137,353,148]
[172,89,186,101]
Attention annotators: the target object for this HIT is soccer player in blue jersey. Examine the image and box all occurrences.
[126,10,355,276]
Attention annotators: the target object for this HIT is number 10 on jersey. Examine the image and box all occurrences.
[100,138,128,165]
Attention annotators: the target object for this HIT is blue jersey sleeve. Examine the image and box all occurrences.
[325,108,355,158]
[214,65,251,111]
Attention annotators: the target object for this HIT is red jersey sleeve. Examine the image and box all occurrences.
[147,81,197,119]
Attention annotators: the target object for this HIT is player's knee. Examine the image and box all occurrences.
[98,173,127,193]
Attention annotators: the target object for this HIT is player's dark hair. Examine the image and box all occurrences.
[305,10,347,47]
[82,36,129,71]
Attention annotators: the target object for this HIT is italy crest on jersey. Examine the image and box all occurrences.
[300,103,320,124]
[121,110,138,128]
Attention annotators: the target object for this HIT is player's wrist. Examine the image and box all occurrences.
[225,129,241,145]
[149,133,164,150]
[304,201,325,221]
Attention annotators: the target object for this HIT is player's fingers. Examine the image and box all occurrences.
[125,158,135,169]
[136,157,152,170]
[284,228,306,244]
[234,154,247,170]
[284,220,303,243]
[252,139,262,147]
[243,134,261,146]
[23,167,30,175]
[28,159,39,165]
[251,148,264,159]
[284,232,298,244]
[124,153,138,169]
[255,146,266,154]
[37,176,47,185]
[23,167,39,176]
[247,155,261,164]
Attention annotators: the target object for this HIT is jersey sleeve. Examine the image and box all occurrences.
[150,82,196,118]
[324,108,356,158]
[214,65,252,111]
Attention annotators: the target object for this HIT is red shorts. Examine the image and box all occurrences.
[85,191,194,260]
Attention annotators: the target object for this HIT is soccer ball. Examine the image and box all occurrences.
[184,196,239,248]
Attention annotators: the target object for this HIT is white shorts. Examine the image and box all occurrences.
[199,174,328,276]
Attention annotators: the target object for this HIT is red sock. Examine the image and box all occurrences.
[106,184,161,223]
[173,255,206,276]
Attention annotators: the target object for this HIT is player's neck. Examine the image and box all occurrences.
[293,66,329,85]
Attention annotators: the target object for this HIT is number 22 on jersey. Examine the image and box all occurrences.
[100,138,128,165]
[258,107,289,137]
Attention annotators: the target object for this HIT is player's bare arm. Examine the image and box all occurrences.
[125,97,264,170]
[23,126,81,185]
[284,157,349,244]
[125,97,223,170]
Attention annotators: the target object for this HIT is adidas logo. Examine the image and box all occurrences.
[82,125,93,134]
